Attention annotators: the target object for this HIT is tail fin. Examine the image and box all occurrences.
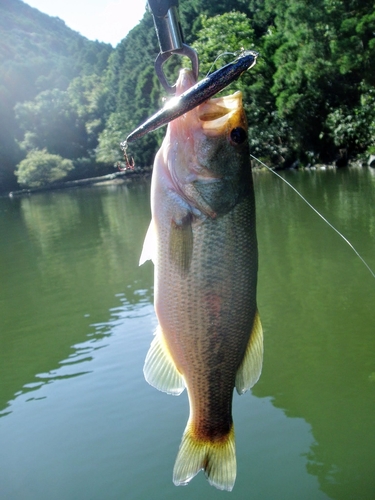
[173,423,236,491]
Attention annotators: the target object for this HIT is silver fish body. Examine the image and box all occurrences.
[140,68,263,491]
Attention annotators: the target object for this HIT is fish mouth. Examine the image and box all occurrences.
[198,92,247,136]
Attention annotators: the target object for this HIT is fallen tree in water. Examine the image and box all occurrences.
[8,167,152,197]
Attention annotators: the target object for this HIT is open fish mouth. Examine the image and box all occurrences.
[199,92,243,121]
[198,92,247,138]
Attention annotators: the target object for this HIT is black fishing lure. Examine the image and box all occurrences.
[122,50,258,146]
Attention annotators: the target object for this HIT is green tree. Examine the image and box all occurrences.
[192,12,256,75]
[326,0,375,86]
[326,84,375,156]
[96,112,125,165]
[15,89,84,159]
[67,73,110,150]
[15,73,110,178]
[15,149,74,187]
[269,0,336,160]
[266,0,375,163]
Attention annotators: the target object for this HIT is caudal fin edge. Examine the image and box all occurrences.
[173,423,236,491]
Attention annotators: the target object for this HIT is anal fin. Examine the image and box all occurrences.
[143,326,185,395]
[235,310,263,395]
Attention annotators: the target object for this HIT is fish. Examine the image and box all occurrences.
[139,67,263,491]
[123,50,258,145]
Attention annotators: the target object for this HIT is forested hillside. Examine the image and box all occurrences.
[0,0,113,192]
[0,0,374,193]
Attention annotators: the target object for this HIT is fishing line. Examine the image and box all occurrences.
[250,154,375,279]
[206,52,236,77]
[206,48,250,77]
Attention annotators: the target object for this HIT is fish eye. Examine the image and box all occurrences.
[230,127,247,145]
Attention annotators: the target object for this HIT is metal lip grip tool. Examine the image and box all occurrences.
[148,0,199,94]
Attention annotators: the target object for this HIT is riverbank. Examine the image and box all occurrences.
[7,167,152,198]
[6,157,375,198]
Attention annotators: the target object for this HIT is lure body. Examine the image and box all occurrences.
[123,50,258,145]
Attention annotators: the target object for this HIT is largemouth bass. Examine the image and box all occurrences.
[140,68,263,491]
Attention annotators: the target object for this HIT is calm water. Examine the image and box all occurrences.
[0,169,374,500]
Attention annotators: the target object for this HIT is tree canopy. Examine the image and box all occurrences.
[0,0,374,192]
[15,149,74,187]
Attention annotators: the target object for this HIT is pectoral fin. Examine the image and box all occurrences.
[143,326,186,395]
[235,310,263,395]
[169,214,193,276]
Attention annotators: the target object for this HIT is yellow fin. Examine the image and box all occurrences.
[173,423,236,491]
[139,220,156,266]
[235,310,263,395]
[143,326,185,395]
[169,215,193,276]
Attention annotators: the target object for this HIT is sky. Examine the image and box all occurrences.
[23,0,148,47]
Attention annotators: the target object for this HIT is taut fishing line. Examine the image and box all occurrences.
[250,153,375,279]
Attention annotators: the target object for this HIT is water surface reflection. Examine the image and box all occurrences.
[0,170,374,499]
[254,168,375,499]
[0,182,153,414]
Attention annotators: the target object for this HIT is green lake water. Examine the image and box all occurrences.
[0,168,374,499]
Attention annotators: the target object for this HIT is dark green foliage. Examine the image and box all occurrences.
[326,84,375,154]
[266,0,375,162]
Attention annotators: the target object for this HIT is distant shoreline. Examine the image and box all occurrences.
[6,159,374,198]
[7,167,152,198]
